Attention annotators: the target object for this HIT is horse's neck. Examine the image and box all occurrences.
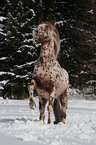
[39,39,55,62]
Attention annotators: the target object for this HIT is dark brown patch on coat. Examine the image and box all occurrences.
[33,76,54,93]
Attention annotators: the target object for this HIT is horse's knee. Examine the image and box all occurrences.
[29,79,37,90]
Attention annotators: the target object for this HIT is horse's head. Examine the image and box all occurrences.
[33,20,60,57]
[33,20,57,44]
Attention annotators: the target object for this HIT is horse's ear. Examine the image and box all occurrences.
[52,20,56,25]
[39,18,42,24]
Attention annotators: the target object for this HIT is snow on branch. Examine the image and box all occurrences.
[14,61,37,69]
[0,57,8,60]
[0,71,15,76]
[0,16,6,22]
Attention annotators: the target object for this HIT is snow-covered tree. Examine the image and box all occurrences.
[55,0,96,91]
[1,0,38,99]
[0,0,7,96]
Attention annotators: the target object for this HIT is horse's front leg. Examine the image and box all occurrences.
[48,87,55,124]
[39,97,47,122]
[28,79,37,109]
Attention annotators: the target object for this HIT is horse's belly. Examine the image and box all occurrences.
[49,67,69,96]
[36,89,49,99]
[55,68,69,95]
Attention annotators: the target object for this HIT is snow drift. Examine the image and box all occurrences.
[0,90,96,145]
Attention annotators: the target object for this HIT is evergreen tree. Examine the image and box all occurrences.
[1,0,38,99]
[54,0,96,90]
[0,0,7,96]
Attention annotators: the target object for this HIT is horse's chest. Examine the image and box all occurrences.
[33,61,69,98]
[34,61,60,80]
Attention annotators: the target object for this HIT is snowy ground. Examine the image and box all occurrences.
[0,93,96,145]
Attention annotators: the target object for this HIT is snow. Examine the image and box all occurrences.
[88,10,94,14]
[0,28,3,31]
[0,92,96,145]
[23,45,34,48]
[0,86,4,90]
[86,80,96,84]
[80,71,87,74]
[17,50,22,53]
[0,31,7,36]
[0,16,6,22]
[29,9,36,17]
[0,57,8,60]
[0,80,9,85]
[56,21,65,26]
[14,60,37,69]
[23,38,34,43]
[0,71,15,76]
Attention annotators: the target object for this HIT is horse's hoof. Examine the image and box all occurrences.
[54,121,60,124]
[62,118,66,124]
[29,103,36,109]
[48,119,52,124]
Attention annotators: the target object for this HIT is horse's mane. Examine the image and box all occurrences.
[46,22,60,58]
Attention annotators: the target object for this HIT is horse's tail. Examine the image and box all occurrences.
[53,98,62,124]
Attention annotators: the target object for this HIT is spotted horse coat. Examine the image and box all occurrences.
[28,20,69,124]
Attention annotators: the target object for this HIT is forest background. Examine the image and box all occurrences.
[0,0,96,99]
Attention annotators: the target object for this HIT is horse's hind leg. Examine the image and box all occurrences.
[59,88,68,124]
[48,86,55,124]
[39,97,47,122]
[28,79,37,109]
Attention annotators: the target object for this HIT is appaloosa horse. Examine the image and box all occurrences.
[28,20,69,124]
